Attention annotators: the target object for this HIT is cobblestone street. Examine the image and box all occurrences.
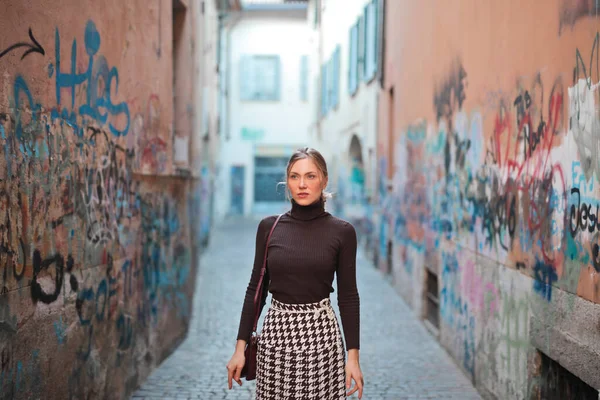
[132,217,482,400]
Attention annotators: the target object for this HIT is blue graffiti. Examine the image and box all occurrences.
[532,259,558,301]
[440,252,462,325]
[53,316,67,345]
[463,315,476,375]
[0,350,41,395]
[52,20,130,137]
[13,75,42,149]
[439,251,476,377]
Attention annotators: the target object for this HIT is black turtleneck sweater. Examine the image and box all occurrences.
[236,199,360,350]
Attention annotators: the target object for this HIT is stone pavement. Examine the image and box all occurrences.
[131,217,482,400]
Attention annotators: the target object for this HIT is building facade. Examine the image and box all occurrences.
[378,0,600,398]
[0,1,209,398]
[215,0,312,219]
[307,0,382,252]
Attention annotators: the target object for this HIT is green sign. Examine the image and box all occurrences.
[241,127,265,141]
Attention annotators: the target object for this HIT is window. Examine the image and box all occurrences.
[425,269,440,330]
[300,55,309,101]
[240,55,281,101]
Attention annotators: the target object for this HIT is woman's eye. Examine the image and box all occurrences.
[308,175,316,179]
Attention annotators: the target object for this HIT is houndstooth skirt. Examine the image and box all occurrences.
[256,298,346,400]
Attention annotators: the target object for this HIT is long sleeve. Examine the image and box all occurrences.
[336,222,360,350]
[236,216,277,343]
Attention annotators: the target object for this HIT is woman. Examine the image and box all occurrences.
[226,147,364,399]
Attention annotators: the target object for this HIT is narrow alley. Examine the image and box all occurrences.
[131,217,482,400]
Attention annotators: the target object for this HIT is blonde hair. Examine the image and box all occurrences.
[279,147,332,202]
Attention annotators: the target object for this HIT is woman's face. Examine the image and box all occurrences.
[287,158,327,206]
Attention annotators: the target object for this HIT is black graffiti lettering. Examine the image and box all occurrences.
[30,250,64,304]
[567,187,600,236]
[0,28,45,61]
[570,188,581,237]
[593,244,600,272]
[508,195,517,237]
[590,206,598,233]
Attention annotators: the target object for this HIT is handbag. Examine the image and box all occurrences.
[241,214,283,381]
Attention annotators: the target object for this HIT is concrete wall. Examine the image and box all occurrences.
[215,10,312,219]
[378,0,600,398]
[0,1,205,398]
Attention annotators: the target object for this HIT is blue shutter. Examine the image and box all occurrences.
[364,1,377,82]
[332,46,340,109]
[348,23,358,95]
[373,0,379,74]
[273,55,281,101]
[362,5,369,81]
[300,55,309,101]
[357,15,365,82]
[327,57,333,111]
[240,55,253,100]
[321,64,328,116]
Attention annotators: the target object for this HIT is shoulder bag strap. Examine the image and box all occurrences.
[251,214,283,333]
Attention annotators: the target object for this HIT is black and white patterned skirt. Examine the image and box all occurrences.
[256,298,346,400]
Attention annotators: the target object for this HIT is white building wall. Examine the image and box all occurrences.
[215,12,312,220]
[308,0,379,221]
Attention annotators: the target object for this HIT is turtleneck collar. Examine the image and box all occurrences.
[289,198,327,221]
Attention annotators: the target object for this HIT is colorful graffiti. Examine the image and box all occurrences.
[373,25,600,398]
[0,17,198,400]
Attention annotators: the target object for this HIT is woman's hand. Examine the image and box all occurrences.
[226,340,247,389]
[346,349,364,398]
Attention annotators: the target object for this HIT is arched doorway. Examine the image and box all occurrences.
[348,134,365,204]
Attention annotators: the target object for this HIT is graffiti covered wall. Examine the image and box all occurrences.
[379,0,600,398]
[0,1,202,399]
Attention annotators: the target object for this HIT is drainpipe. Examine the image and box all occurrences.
[317,0,323,140]
[225,13,242,142]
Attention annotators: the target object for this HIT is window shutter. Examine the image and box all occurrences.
[362,6,369,81]
[373,0,379,73]
[327,57,334,111]
[348,23,358,95]
[300,55,309,101]
[357,15,365,83]
[273,55,281,101]
[321,63,328,117]
[240,55,254,100]
[332,46,340,109]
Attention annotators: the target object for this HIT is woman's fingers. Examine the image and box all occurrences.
[233,367,243,386]
[347,383,359,396]
[226,364,244,389]
[227,365,233,389]
[357,376,364,399]
[346,374,364,398]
